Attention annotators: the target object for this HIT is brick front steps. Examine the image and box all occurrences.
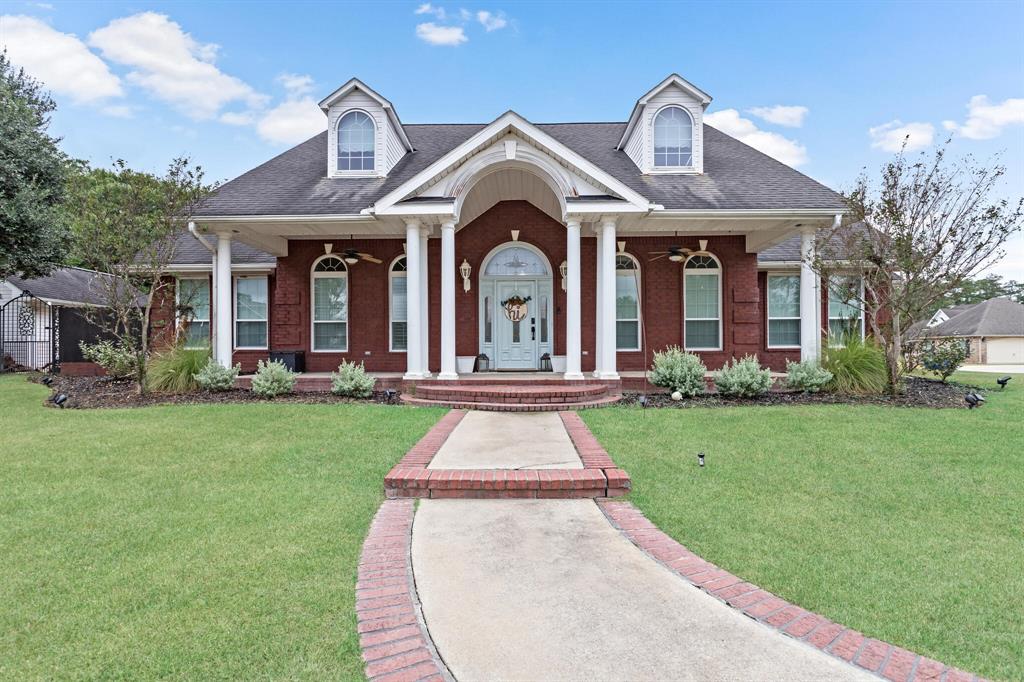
[383,410,631,499]
[598,500,984,682]
[357,499,451,681]
[403,382,620,411]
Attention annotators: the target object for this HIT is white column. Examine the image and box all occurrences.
[419,227,431,377]
[593,227,604,378]
[438,220,457,380]
[599,218,619,379]
[404,221,423,379]
[565,219,584,379]
[800,227,820,362]
[214,233,233,368]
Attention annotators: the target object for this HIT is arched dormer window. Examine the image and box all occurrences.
[683,253,721,350]
[337,110,375,171]
[311,255,348,351]
[653,106,694,168]
[389,256,408,352]
[615,254,641,351]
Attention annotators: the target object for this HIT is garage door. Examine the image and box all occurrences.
[987,337,1024,364]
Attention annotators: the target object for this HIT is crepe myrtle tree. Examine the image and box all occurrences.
[811,141,1022,393]
[67,158,215,393]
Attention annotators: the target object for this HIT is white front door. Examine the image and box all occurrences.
[494,280,538,369]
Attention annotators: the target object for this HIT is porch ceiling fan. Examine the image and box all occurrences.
[340,249,382,265]
[648,239,710,263]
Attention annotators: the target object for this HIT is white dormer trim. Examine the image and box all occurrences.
[617,73,712,150]
[319,77,413,152]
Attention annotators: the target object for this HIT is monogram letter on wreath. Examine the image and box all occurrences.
[500,294,531,322]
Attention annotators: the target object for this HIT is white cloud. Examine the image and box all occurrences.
[277,72,314,97]
[476,10,507,31]
[101,104,135,118]
[748,105,808,128]
[415,22,467,46]
[87,12,266,120]
[705,109,809,167]
[459,8,472,20]
[219,111,255,126]
[868,119,935,152]
[256,98,324,144]
[0,15,123,104]
[414,3,446,19]
[942,95,1024,140]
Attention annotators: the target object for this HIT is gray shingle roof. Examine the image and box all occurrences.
[196,122,844,217]
[166,230,276,265]
[4,267,139,306]
[918,298,1024,338]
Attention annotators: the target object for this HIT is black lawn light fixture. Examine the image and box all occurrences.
[698,452,706,467]
[637,394,648,409]
[384,388,397,403]
[41,376,53,386]
[964,392,986,409]
[52,393,68,408]
[997,376,1011,390]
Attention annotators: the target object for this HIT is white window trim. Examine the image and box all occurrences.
[310,255,349,353]
[233,275,268,351]
[650,104,697,174]
[335,108,377,177]
[827,275,866,347]
[615,253,642,352]
[389,255,407,353]
[683,253,723,352]
[176,276,210,350]
[766,272,801,350]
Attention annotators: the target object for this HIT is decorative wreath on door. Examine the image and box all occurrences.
[500,294,531,322]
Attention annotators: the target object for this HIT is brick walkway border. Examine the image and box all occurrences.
[357,499,452,682]
[598,500,985,682]
[383,410,631,499]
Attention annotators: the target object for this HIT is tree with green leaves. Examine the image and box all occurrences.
[812,142,1023,393]
[934,274,1024,308]
[0,52,69,279]
[67,158,214,393]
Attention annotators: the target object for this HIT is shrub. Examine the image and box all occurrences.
[650,346,706,397]
[920,338,968,382]
[79,340,136,379]
[194,357,240,392]
[785,360,834,393]
[331,360,376,398]
[822,335,888,394]
[714,354,773,397]
[251,359,296,398]
[147,347,209,393]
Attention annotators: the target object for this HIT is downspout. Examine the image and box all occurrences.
[188,221,218,355]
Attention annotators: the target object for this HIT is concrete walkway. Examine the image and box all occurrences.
[412,499,874,682]
[960,363,1024,374]
[428,412,583,470]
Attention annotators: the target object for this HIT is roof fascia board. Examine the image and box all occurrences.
[649,208,847,219]
[197,214,371,223]
[167,263,277,273]
[617,73,714,149]
[317,78,413,151]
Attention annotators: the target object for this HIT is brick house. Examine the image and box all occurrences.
[167,74,864,379]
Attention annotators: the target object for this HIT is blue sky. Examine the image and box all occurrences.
[2,0,1023,277]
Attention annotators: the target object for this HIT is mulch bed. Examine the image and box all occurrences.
[27,374,400,410]
[618,376,981,409]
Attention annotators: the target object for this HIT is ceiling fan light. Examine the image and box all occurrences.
[344,255,359,265]
[669,253,684,262]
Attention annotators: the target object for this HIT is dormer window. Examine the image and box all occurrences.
[653,106,693,168]
[337,110,375,171]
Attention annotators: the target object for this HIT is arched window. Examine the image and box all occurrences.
[337,110,375,171]
[683,254,721,350]
[653,106,694,168]
[389,256,407,352]
[311,255,348,351]
[615,254,641,351]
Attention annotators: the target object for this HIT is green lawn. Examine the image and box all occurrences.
[583,372,1024,680]
[0,375,444,680]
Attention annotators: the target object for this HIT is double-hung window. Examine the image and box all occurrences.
[653,106,694,168]
[766,274,801,348]
[235,276,268,349]
[828,275,864,343]
[615,254,641,351]
[177,277,210,348]
[312,256,348,351]
[389,257,407,351]
[684,255,722,350]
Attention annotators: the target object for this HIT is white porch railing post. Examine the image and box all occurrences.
[800,226,820,362]
[404,220,424,379]
[438,220,458,380]
[419,227,431,377]
[214,232,233,368]
[599,217,619,379]
[565,219,584,380]
[593,226,604,378]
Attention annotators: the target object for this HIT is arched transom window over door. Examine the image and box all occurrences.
[311,255,348,351]
[483,246,549,277]
[684,254,721,351]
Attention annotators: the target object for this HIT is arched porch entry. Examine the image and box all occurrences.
[478,242,555,370]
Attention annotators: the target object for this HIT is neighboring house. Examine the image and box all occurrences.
[1,266,132,373]
[170,73,865,377]
[911,297,1024,365]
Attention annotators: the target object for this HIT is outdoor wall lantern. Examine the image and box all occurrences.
[460,259,472,292]
[559,261,568,290]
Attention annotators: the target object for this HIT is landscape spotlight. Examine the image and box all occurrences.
[384,389,397,403]
[52,393,68,408]
[964,392,985,409]
[997,376,1011,390]
[698,452,705,467]
[638,394,648,409]
[41,376,53,385]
